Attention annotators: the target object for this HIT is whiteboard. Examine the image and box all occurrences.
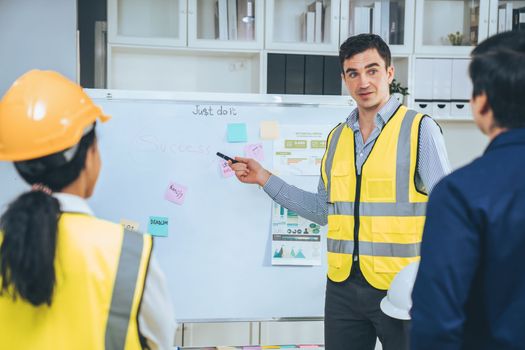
[0,90,354,322]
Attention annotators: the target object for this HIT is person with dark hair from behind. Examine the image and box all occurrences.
[0,70,175,349]
[411,31,525,349]
[229,34,451,350]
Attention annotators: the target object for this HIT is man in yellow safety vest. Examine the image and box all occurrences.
[229,34,451,349]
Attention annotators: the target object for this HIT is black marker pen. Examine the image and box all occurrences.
[216,152,239,164]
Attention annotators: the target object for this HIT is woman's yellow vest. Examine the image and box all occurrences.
[0,213,153,350]
[321,106,428,290]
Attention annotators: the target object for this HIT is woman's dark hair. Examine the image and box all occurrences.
[469,31,525,129]
[0,126,96,306]
[339,33,392,73]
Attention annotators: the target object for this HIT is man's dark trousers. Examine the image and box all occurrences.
[324,266,410,350]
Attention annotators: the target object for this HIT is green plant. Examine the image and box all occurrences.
[447,31,464,46]
[389,79,409,96]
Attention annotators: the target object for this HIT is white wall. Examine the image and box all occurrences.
[440,121,488,170]
[0,0,77,95]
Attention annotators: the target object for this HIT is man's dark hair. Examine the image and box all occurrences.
[339,34,391,72]
[469,31,525,129]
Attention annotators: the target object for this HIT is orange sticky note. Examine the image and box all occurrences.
[260,121,280,140]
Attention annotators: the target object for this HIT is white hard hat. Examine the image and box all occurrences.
[380,261,420,320]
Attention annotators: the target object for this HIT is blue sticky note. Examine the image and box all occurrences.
[227,123,248,143]
[148,216,169,237]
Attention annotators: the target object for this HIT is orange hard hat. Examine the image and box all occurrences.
[0,70,110,161]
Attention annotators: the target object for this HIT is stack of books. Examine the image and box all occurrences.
[215,0,255,41]
[512,6,525,31]
[302,1,330,43]
[352,0,404,45]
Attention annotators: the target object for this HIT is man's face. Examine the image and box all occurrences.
[341,48,394,111]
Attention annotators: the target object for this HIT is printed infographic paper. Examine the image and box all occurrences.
[273,125,332,176]
[271,202,322,266]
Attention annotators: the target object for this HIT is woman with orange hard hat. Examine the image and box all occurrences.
[0,70,175,349]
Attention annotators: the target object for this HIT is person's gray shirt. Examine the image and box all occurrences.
[263,96,451,226]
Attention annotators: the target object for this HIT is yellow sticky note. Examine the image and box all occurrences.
[120,219,140,232]
[260,120,280,140]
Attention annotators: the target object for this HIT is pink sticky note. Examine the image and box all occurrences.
[244,143,265,161]
[164,182,187,205]
[219,159,234,178]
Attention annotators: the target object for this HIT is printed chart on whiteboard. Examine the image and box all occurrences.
[273,125,333,176]
[271,202,322,266]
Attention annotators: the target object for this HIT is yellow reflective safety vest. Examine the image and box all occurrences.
[321,105,428,290]
[0,213,153,350]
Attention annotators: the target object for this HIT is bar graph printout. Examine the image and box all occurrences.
[273,125,332,176]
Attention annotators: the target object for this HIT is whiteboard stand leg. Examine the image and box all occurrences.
[181,322,185,347]
[249,321,261,345]
[258,321,262,345]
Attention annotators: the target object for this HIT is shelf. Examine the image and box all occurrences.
[340,0,415,54]
[414,0,490,55]
[108,45,261,93]
[108,0,186,47]
[488,0,525,36]
[187,0,264,50]
[265,0,340,53]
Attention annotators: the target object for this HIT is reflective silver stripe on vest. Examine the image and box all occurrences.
[396,109,418,203]
[327,238,355,255]
[105,229,145,350]
[328,238,420,257]
[325,124,345,203]
[328,201,426,216]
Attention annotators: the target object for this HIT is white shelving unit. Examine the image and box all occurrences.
[107,0,412,95]
[105,0,518,119]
